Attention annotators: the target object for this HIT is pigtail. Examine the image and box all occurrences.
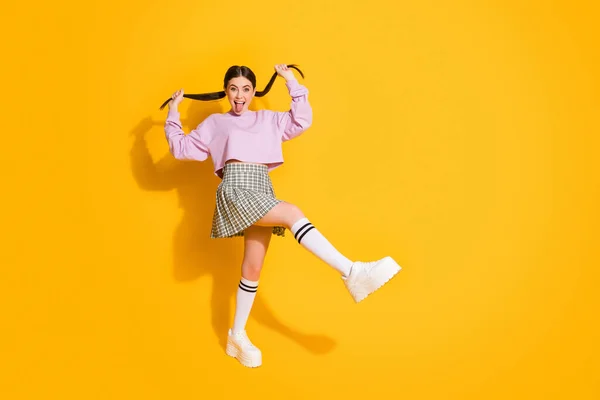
[255,64,305,97]
[159,64,304,109]
[159,91,226,110]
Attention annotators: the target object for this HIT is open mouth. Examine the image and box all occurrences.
[234,101,245,113]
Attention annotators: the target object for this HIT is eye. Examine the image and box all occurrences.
[244,88,250,92]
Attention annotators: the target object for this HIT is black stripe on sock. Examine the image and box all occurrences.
[239,281,258,293]
[297,226,315,244]
[294,222,314,241]
[240,281,258,289]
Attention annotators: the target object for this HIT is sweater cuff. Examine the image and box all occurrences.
[286,79,308,97]
[166,109,182,125]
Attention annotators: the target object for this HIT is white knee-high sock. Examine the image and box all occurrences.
[291,217,353,277]
[232,277,258,334]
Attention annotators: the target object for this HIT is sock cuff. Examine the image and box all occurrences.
[239,277,259,293]
[291,218,316,244]
[291,217,310,234]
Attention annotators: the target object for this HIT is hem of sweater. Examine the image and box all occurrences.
[215,160,284,178]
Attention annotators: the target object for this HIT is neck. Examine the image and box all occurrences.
[229,109,252,116]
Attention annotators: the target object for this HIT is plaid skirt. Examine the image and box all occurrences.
[210,163,286,239]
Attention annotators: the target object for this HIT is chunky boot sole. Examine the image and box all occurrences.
[354,256,402,303]
[226,340,262,368]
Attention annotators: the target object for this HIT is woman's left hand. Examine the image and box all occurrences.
[275,64,296,81]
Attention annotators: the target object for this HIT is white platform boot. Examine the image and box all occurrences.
[226,329,262,368]
[342,256,402,303]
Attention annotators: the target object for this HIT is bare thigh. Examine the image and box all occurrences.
[241,225,273,281]
[254,201,305,230]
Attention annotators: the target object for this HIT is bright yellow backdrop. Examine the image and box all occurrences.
[1,0,599,399]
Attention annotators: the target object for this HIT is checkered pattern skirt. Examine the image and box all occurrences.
[210,163,286,239]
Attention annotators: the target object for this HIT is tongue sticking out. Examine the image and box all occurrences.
[235,102,244,113]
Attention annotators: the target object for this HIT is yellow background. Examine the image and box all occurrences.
[1,0,599,399]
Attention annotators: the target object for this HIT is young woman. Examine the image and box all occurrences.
[161,64,402,368]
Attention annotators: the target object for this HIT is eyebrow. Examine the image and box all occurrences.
[229,84,252,89]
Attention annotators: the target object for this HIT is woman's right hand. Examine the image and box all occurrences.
[170,89,184,108]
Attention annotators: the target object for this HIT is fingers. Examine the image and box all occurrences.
[169,89,184,107]
[171,88,184,99]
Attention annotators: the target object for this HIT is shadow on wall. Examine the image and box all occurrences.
[129,96,336,355]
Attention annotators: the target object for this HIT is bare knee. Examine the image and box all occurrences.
[282,202,305,228]
[242,260,263,281]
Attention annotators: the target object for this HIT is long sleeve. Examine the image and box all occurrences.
[277,79,313,142]
[164,109,214,161]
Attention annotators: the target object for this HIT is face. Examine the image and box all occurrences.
[226,76,256,115]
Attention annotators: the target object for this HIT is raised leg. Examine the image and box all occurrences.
[254,202,353,276]
[255,201,402,303]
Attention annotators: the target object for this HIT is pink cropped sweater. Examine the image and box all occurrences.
[164,79,313,178]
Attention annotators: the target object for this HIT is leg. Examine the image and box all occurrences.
[254,201,354,277]
[255,201,402,303]
[234,225,272,332]
[226,225,271,368]
[254,201,306,230]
